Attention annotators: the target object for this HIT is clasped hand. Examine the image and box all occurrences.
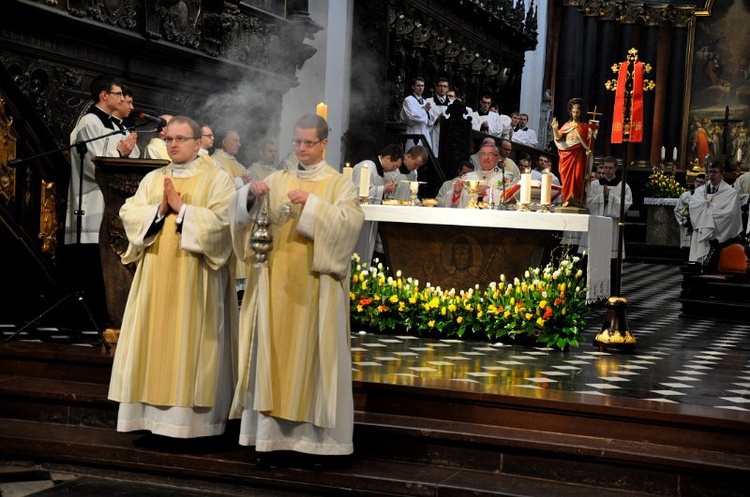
[159,177,184,216]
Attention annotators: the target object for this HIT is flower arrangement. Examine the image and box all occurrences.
[645,167,686,198]
[349,249,590,350]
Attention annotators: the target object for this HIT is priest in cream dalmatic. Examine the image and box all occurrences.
[229,114,364,461]
[108,116,238,438]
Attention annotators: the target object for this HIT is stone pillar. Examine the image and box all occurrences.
[664,8,693,165]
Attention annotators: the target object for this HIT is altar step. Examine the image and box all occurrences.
[1,342,749,496]
[679,271,750,321]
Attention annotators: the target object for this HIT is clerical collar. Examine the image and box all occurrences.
[433,96,448,106]
[88,104,117,130]
[477,109,489,116]
[599,176,619,186]
[515,127,528,132]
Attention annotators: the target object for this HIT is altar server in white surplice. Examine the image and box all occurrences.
[689,163,743,263]
[108,116,238,439]
[351,144,404,263]
[586,156,633,258]
[400,76,433,150]
[229,114,364,464]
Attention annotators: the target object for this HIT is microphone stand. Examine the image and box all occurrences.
[4,119,155,350]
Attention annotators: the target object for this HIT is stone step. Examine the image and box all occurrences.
[0,418,664,497]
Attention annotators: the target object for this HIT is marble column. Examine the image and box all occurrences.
[664,8,693,165]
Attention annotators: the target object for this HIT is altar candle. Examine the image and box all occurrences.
[359,166,370,197]
[540,172,552,205]
[316,102,328,121]
[660,146,665,161]
[738,148,743,163]
[673,147,678,162]
[520,172,532,204]
[342,163,353,181]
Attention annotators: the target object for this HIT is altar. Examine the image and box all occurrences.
[359,205,612,301]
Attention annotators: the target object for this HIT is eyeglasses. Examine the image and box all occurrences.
[107,91,124,98]
[479,153,498,158]
[292,139,321,148]
[165,136,199,144]
[202,134,214,138]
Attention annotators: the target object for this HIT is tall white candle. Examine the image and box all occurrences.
[738,148,743,163]
[673,147,677,162]
[540,172,552,205]
[520,173,532,204]
[359,166,370,197]
[342,165,353,181]
[660,146,665,160]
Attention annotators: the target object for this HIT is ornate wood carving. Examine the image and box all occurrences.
[0,96,16,207]
[39,180,56,256]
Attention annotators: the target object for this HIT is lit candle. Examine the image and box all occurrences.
[540,172,552,205]
[738,148,743,163]
[660,146,665,161]
[316,102,328,121]
[520,172,532,204]
[673,147,677,162]
[359,166,370,198]
[342,163,353,181]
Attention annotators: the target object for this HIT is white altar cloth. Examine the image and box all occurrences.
[358,205,612,301]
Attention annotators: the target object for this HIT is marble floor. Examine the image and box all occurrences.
[350,262,750,413]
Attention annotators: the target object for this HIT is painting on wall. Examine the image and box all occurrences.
[688,0,750,173]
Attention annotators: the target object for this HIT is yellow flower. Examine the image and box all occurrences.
[389,295,399,303]
[562,308,567,316]
[448,303,457,313]
[441,307,447,316]
[429,297,440,309]
[503,310,511,319]
[477,311,483,318]
[409,296,417,304]
[349,292,355,301]
[457,316,463,324]
[356,305,363,312]
[539,300,547,309]
[536,317,545,327]
[361,281,367,290]
[525,312,533,320]
[428,320,436,328]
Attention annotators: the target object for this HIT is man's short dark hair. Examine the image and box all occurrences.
[708,162,724,173]
[295,113,328,140]
[122,87,134,99]
[90,74,122,101]
[411,76,425,86]
[458,159,474,174]
[695,173,706,180]
[406,145,428,162]
[380,144,404,162]
[436,77,449,86]
[604,156,618,165]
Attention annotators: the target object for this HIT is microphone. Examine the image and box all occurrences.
[138,112,168,128]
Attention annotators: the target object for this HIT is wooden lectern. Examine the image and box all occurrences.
[94,157,168,329]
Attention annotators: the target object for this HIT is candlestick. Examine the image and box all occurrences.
[672,147,677,162]
[520,173,532,204]
[660,146,665,161]
[359,166,370,198]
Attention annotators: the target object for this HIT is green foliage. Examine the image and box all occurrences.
[349,249,590,351]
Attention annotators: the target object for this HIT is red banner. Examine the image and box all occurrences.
[629,62,644,143]
[611,62,629,144]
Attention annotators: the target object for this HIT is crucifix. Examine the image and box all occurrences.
[588,106,603,121]
[710,106,742,160]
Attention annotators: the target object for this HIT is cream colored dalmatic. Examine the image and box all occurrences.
[108,157,238,438]
[229,161,364,455]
